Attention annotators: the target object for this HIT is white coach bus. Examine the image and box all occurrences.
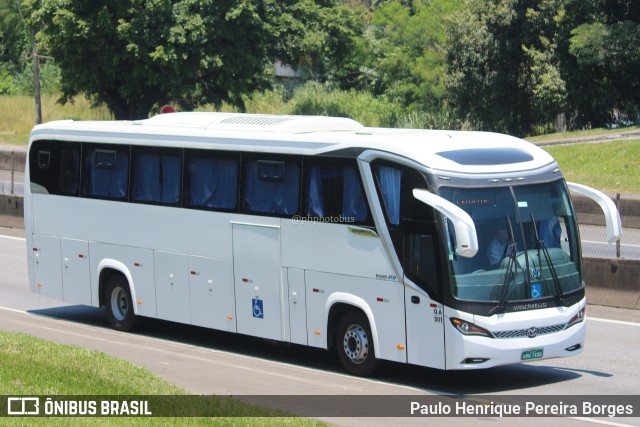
[24,112,621,376]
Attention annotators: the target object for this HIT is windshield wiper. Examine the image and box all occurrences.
[530,213,564,304]
[490,216,518,315]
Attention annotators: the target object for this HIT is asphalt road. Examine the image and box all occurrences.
[1,228,639,426]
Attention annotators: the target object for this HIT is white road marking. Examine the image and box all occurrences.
[588,317,640,327]
[0,234,26,241]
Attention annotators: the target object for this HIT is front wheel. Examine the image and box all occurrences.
[105,274,138,332]
[336,311,379,377]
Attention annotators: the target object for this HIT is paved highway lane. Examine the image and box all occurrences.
[1,230,639,426]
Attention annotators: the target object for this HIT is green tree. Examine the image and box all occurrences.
[1,0,29,70]
[349,0,462,114]
[445,0,568,135]
[564,0,640,127]
[28,0,356,120]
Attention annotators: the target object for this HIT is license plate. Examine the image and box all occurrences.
[521,349,544,361]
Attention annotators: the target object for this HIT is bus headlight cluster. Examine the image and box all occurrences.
[565,307,585,329]
[450,318,494,338]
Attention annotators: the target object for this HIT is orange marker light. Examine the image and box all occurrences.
[397,344,405,351]
[314,331,321,335]
[137,299,142,305]
[36,283,42,288]
[227,315,233,320]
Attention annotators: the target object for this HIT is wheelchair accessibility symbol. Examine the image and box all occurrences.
[531,283,542,299]
[252,299,264,319]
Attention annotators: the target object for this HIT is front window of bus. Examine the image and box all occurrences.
[439,180,582,311]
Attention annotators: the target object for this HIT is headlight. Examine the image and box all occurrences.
[565,306,585,329]
[450,318,494,338]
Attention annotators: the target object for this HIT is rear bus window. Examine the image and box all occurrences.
[29,140,80,196]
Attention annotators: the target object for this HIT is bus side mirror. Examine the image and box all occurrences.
[566,182,623,243]
[413,189,479,258]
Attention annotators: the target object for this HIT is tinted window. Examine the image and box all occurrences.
[305,159,370,224]
[131,148,182,205]
[373,162,434,226]
[184,151,238,210]
[243,156,299,216]
[436,148,533,165]
[29,140,80,196]
[82,145,129,200]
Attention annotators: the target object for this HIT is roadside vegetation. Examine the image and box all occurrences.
[2,89,639,194]
[0,95,111,145]
[543,140,640,194]
[0,331,327,426]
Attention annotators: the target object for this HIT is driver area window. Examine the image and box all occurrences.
[372,160,440,298]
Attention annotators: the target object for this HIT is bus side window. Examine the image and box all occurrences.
[82,145,129,200]
[184,151,238,210]
[243,157,300,216]
[305,159,371,224]
[131,148,182,205]
[29,140,80,196]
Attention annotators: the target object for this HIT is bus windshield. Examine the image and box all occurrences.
[439,180,582,309]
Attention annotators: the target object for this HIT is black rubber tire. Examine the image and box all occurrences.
[336,310,379,377]
[105,274,138,332]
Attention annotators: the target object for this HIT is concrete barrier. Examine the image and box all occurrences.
[584,258,640,310]
[0,194,24,229]
[0,150,26,171]
[573,194,640,229]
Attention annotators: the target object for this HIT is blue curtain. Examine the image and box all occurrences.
[539,218,562,248]
[132,153,181,204]
[83,149,128,199]
[244,160,299,214]
[375,166,401,225]
[160,155,181,203]
[307,165,324,216]
[133,153,160,202]
[188,157,238,209]
[342,166,367,221]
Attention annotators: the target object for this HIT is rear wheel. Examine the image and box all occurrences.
[336,310,379,376]
[105,274,137,332]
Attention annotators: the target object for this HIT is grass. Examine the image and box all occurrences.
[0,95,112,146]
[0,331,328,426]
[526,125,640,143]
[543,139,640,194]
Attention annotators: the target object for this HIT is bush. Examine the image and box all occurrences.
[288,81,402,127]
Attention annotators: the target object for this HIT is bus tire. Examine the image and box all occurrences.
[105,274,137,332]
[336,310,379,377]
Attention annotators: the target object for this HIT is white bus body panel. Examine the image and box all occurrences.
[155,251,191,324]
[232,222,284,341]
[404,286,446,370]
[32,234,62,300]
[287,268,308,345]
[61,238,91,305]
[189,255,236,332]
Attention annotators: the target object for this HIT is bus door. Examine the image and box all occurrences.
[405,284,446,369]
[232,223,283,341]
